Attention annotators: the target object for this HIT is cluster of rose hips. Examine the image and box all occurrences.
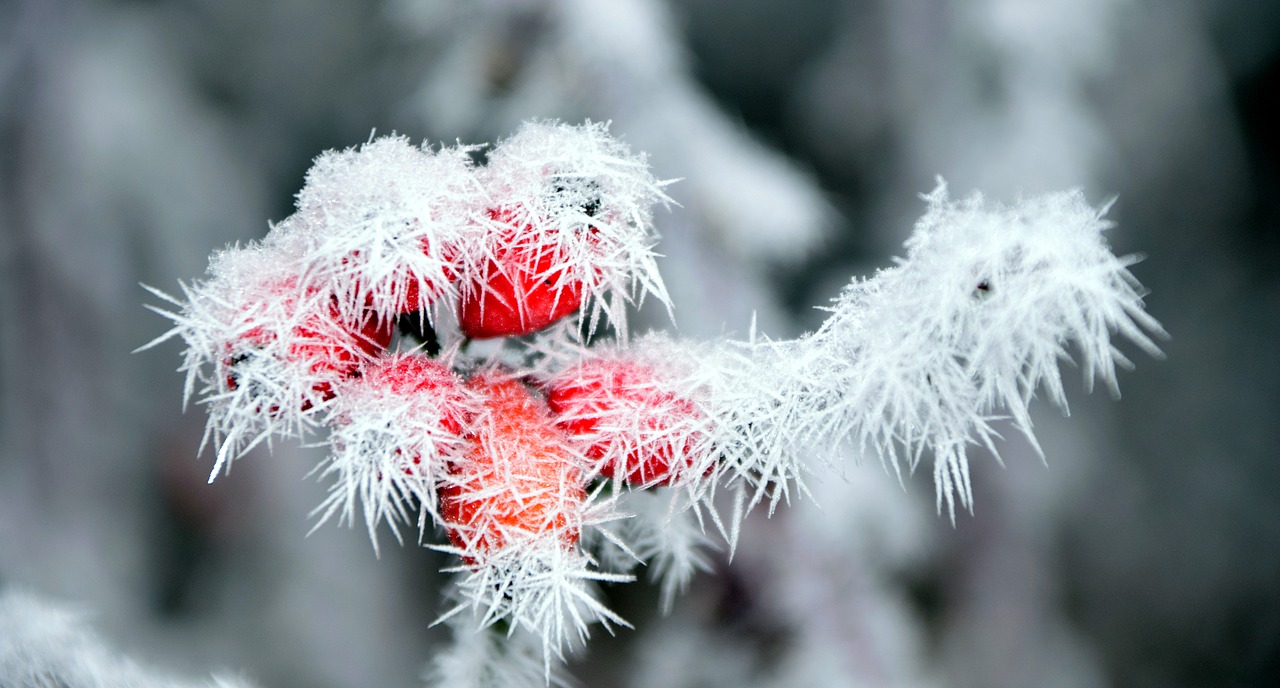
[154,122,718,593]
[151,127,1166,675]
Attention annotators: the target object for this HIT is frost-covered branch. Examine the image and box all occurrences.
[796,183,1167,516]
[143,120,1163,684]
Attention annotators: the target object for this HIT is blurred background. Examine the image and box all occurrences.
[2,0,1277,686]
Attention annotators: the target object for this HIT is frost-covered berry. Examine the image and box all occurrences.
[275,136,485,321]
[457,207,592,339]
[437,372,628,665]
[439,373,586,560]
[147,244,395,476]
[220,284,393,407]
[468,120,673,339]
[315,353,476,543]
[544,357,711,487]
[356,353,473,435]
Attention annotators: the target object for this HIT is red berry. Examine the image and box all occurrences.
[329,353,472,491]
[220,278,393,406]
[439,374,585,560]
[456,208,589,339]
[545,358,710,487]
[358,354,470,435]
[294,303,393,372]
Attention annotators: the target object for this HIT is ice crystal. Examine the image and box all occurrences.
[439,540,633,669]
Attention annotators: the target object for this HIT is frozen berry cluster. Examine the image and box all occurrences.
[149,121,730,657]
[147,121,1165,678]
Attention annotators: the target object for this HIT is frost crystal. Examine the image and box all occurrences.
[440,540,632,669]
